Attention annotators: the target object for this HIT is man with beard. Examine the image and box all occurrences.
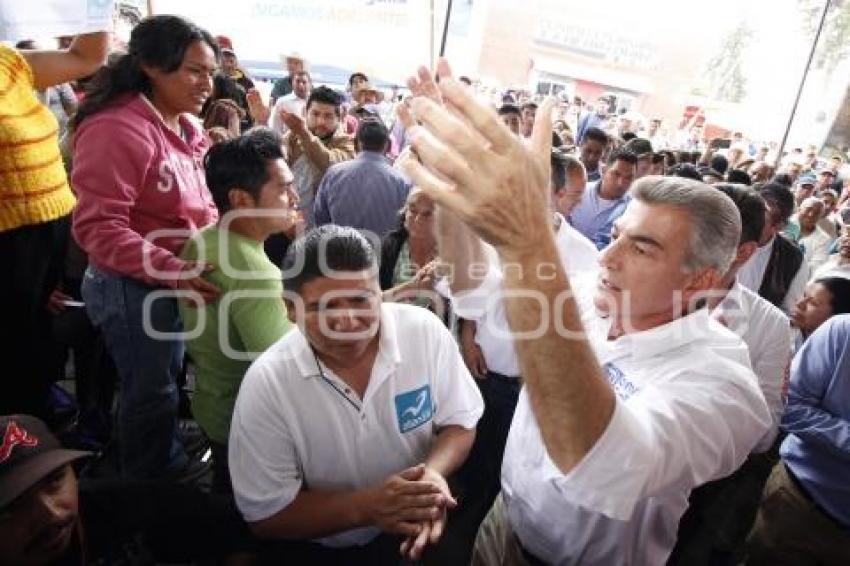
[280,86,355,221]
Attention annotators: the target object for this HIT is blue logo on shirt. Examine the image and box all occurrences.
[395,386,433,433]
[604,363,638,401]
[88,0,112,18]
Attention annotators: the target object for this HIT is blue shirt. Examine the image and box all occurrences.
[780,314,850,527]
[312,151,412,239]
[567,180,630,250]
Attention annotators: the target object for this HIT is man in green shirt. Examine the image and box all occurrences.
[180,128,299,491]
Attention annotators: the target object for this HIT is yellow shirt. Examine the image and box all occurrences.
[0,44,76,232]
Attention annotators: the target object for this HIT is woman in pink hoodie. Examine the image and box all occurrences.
[71,15,220,481]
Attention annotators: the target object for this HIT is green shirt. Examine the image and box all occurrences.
[179,225,292,444]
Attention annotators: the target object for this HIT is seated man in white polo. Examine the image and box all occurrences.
[228,225,484,564]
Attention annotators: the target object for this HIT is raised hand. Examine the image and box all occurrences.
[399,58,556,257]
[246,89,270,124]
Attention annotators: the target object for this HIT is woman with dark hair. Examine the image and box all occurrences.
[791,276,850,348]
[71,15,220,481]
[380,189,446,319]
[202,74,246,139]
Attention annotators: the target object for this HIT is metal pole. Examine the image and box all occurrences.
[774,0,831,170]
[439,0,454,58]
[429,0,435,70]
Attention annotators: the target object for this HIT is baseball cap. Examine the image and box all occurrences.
[798,172,817,186]
[215,35,233,50]
[0,415,90,508]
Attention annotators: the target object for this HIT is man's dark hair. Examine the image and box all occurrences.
[759,182,795,225]
[582,127,609,146]
[210,73,241,103]
[282,225,376,295]
[551,151,584,194]
[204,128,284,213]
[606,148,638,167]
[815,276,850,316]
[357,118,389,152]
[699,166,723,181]
[714,184,766,245]
[621,132,637,142]
[348,72,368,88]
[623,137,652,156]
[551,150,567,192]
[670,163,702,181]
[306,86,342,115]
[771,173,794,187]
[710,154,729,175]
[498,104,521,117]
[521,102,538,112]
[726,169,752,186]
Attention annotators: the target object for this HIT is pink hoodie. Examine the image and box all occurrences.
[72,94,218,288]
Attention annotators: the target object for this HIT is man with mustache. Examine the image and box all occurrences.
[279,86,356,222]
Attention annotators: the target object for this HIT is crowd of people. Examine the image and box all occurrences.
[1,12,849,566]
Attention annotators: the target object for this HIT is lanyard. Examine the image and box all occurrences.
[310,347,361,412]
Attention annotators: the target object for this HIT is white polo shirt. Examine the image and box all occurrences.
[228,302,484,548]
[501,305,772,565]
[447,214,599,377]
[713,281,792,452]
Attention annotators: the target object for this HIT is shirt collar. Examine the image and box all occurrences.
[712,281,749,335]
[719,281,744,311]
[605,308,716,361]
[358,151,388,163]
[593,181,629,205]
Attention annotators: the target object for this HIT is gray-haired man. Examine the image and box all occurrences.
[399,60,771,566]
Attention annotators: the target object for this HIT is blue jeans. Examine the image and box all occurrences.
[82,267,188,479]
